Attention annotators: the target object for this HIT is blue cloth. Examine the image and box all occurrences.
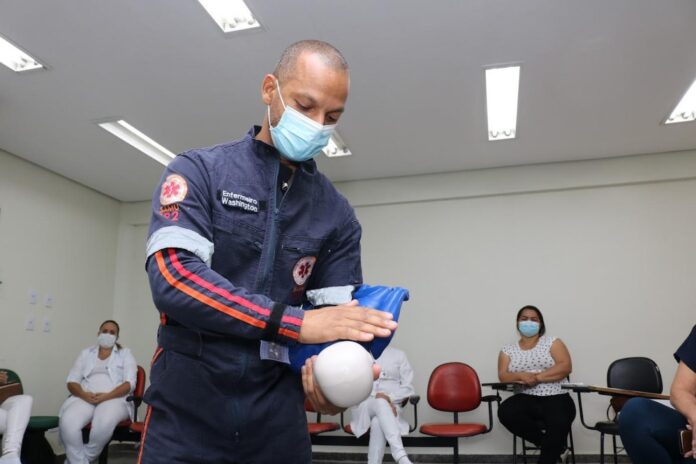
[619,398,689,464]
[141,127,363,463]
[288,285,410,373]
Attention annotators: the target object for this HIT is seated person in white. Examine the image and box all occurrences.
[0,370,33,464]
[349,346,415,464]
[59,320,137,464]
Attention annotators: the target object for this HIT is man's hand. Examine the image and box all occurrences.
[685,422,695,458]
[302,356,343,416]
[302,357,381,415]
[299,300,398,344]
[0,371,7,385]
[376,392,397,417]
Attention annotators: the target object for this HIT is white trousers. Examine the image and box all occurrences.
[59,397,128,464]
[365,398,409,464]
[0,395,33,457]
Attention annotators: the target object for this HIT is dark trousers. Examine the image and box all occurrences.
[138,326,311,464]
[619,397,690,464]
[498,393,576,464]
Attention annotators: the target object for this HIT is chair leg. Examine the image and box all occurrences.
[612,434,618,464]
[568,428,576,464]
[522,437,528,464]
[600,433,605,464]
[453,438,459,464]
[513,434,518,464]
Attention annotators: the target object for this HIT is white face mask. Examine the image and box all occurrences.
[98,333,117,349]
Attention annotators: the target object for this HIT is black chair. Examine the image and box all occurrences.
[574,357,662,464]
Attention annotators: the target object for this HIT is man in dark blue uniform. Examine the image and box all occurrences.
[139,40,397,463]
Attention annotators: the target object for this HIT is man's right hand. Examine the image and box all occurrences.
[0,371,7,385]
[299,300,398,344]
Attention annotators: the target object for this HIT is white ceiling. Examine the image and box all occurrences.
[1,0,695,202]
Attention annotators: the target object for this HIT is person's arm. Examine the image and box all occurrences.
[148,156,395,346]
[0,370,7,385]
[93,382,131,404]
[535,338,572,383]
[388,352,416,404]
[66,350,97,403]
[498,351,536,385]
[670,361,696,457]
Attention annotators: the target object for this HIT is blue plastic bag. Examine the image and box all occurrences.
[288,284,410,373]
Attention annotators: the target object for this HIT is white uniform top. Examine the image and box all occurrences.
[60,345,138,420]
[349,347,415,437]
[502,335,567,396]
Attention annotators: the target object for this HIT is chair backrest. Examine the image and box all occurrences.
[0,369,21,386]
[426,362,481,413]
[134,366,146,398]
[607,357,662,393]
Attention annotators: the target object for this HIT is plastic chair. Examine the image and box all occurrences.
[0,368,59,464]
[82,365,147,464]
[574,357,662,464]
[419,362,499,464]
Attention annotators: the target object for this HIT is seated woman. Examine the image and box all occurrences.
[0,370,33,464]
[497,305,576,464]
[619,324,696,463]
[349,346,415,464]
[59,320,137,464]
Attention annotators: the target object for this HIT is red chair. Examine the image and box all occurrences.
[305,398,341,435]
[419,362,499,464]
[83,365,146,464]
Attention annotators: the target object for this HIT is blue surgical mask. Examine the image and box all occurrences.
[518,320,540,337]
[268,80,336,162]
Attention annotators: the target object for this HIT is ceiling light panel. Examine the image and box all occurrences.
[0,34,44,72]
[665,77,696,125]
[485,65,520,141]
[197,0,261,33]
[323,132,352,158]
[98,120,175,166]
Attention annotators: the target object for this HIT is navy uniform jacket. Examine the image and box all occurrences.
[146,126,363,348]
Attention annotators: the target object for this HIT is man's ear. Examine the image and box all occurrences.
[261,74,277,105]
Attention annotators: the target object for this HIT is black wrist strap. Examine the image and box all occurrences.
[261,303,286,341]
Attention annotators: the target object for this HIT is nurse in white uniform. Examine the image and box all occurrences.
[58,320,137,464]
[349,346,415,464]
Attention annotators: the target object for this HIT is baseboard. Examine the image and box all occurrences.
[311,451,632,463]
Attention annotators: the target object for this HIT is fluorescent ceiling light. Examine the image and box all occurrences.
[98,120,175,166]
[197,0,261,33]
[0,34,44,72]
[485,65,520,141]
[323,132,352,158]
[665,77,696,125]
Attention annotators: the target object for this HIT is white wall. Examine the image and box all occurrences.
[342,154,696,453]
[0,149,120,415]
[3,144,696,455]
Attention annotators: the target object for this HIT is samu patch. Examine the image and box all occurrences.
[217,189,265,214]
[160,174,188,205]
[293,256,316,286]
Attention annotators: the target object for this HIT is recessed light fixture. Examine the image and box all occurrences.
[97,119,175,166]
[323,132,352,158]
[665,77,696,125]
[485,65,520,141]
[0,34,44,72]
[197,0,261,33]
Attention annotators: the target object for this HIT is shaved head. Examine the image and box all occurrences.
[274,40,348,83]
